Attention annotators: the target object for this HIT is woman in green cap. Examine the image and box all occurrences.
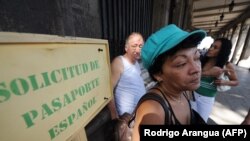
[131,24,207,141]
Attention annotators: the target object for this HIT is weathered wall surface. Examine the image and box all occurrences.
[0,0,102,38]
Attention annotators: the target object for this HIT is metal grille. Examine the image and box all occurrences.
[100,0,153,61]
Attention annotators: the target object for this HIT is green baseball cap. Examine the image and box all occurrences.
[142,24,207,69]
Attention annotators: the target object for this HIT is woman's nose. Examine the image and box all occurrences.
[190,61,201,74]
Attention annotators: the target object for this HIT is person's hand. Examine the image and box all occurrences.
[214,79,228,86]
[119,112,133,123]
[213,66,224,77]
[223,68,231,76]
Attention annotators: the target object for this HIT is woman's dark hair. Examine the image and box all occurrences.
[201,38,232,68]
[148,33,203,81]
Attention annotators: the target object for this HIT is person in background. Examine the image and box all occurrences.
[190,38,239,122]
[108,32,146,119]
[199,48,207,56]
[132,24,207,141]
[138,59,157,91]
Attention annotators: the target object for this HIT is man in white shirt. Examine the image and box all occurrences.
[108,32,146,119]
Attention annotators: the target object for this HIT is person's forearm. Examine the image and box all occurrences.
[107,99,119,119]
[226,80,239,86]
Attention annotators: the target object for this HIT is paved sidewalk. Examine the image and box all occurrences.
[208,66,250,125]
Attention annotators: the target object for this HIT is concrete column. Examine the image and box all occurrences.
[231,21,249,64]
[151,0,171,32]
[237,19,250,68]
[224,30,229,38]
[230,26,237,41]
[229,24,241,62]
[151,0,191,30]
[183,0,193,30]
[228,29,231,39]
[171,0,186,28]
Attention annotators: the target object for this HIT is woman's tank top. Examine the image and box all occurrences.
[196,76,217,97]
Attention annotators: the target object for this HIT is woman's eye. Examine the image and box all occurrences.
[176,63,186,67]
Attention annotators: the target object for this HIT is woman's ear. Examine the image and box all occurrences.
[153,73,163,82]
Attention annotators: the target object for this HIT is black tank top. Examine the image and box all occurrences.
[139,88,206,125]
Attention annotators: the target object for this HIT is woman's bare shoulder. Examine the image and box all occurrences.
[136,97,165,124]
[225,62,235,69]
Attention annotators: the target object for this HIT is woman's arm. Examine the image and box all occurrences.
[225,63,239,86]
[214,63,239,86]
[132,100,165,141]
[108,57,124,119]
